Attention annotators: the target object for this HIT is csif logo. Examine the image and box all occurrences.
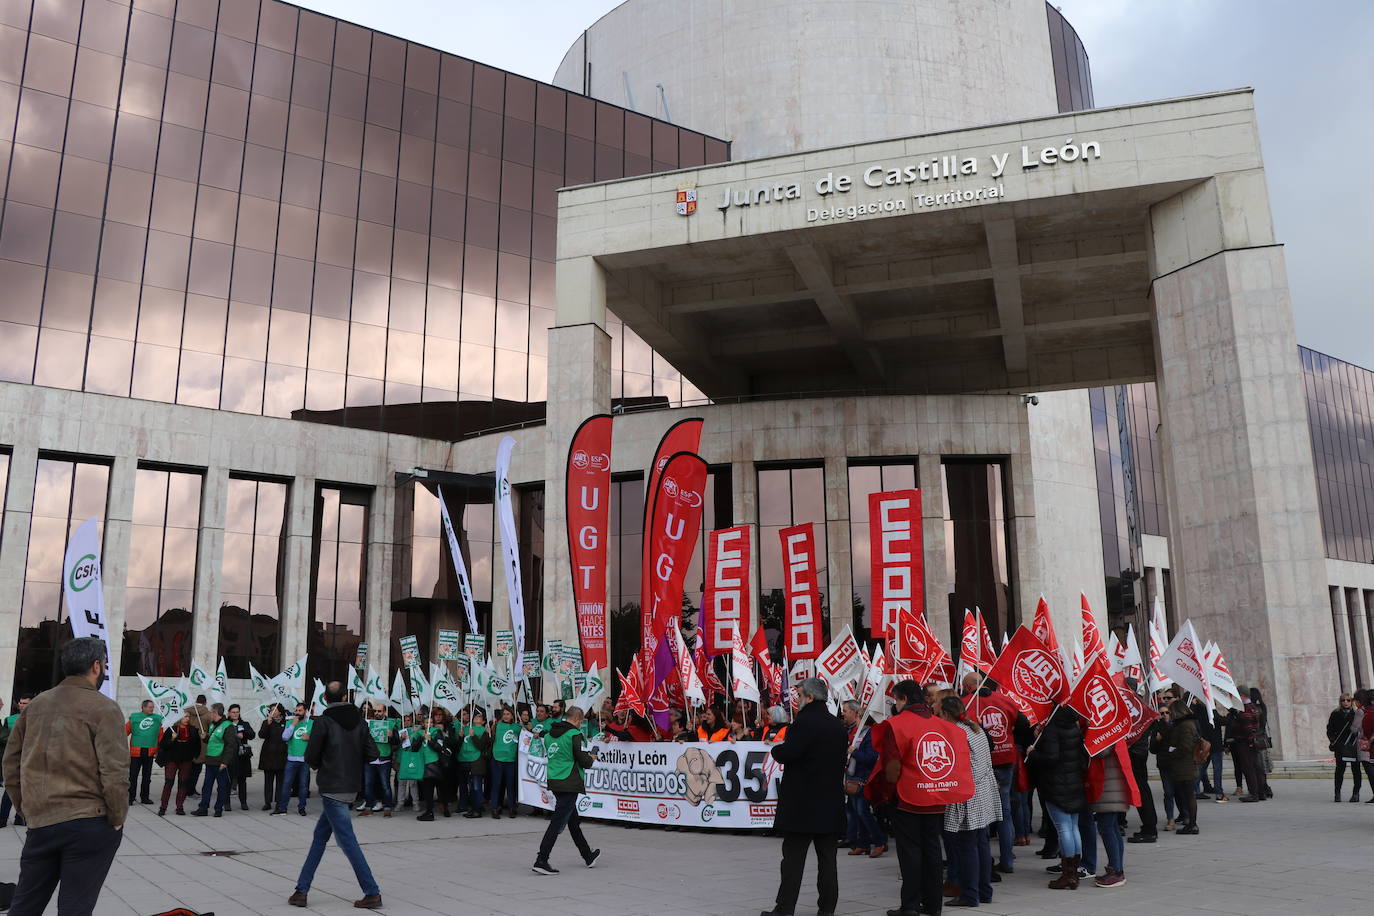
[68,554,99,592]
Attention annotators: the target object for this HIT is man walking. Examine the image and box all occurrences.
[761,677,847,916]
[3,637,128,915]
[191,704,237,817]
[531,704,601,875]
[289,681,382,909]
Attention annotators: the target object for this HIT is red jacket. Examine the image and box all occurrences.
[966,691,1022,767]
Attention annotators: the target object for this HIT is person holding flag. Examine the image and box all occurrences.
[257,703,288,811]
[272,703,314,816]
[154,709,201,816]
[1150,699,1200,834]
[1026,707,1088,889]
[358,705,396,817]
[489,707,522,818]
[125,699,161,807]
[226,704,257,812]
[191,704,238,818]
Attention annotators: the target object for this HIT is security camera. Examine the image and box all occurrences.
[1021,395,1039,406]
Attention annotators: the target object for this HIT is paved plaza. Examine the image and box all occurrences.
[0,773,1360,916]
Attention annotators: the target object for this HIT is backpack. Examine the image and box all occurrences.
[1192,736,1212,765]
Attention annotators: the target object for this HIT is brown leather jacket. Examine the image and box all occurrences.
[185,704,212,764]
[1,676,129,829]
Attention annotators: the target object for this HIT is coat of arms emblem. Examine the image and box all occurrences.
[675,182,697,216]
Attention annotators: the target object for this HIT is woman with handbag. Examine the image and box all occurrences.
[226,704,256,811]
[411,713,449,821]
[155,711,201,816]
[1328,693,1362,802]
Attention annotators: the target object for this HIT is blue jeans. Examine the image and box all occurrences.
[1077,810,1097,871]
[947,828,992,905]
[1011,788,1031,838]
[1044,804,1080,857]
[1094,811,1124,873]
[363,762,393,809]
[1159,769,1176,821]
[1197,748,1225,794]
[196,764,230,813]
[992,765,1014,866]
[278,760,310,813]
[468,772,487,810]
[845,793,885,848]
[489,760,518,811]
[295,797,379,897]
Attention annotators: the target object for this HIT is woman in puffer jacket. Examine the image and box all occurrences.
[1026,706,1088,890]
[1086,739,1140,888]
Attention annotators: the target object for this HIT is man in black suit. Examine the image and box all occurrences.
[761,677,848,916]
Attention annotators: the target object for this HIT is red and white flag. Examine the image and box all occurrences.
[615,661,646,716]
[1204,640,1241,705]
[702,525,751,656]
[1066,654,1135,755]
[1031,595,1059,652]
[1148,597,1172,693]
[1107,631,1125,674]
[1158,619,1211,719]
[1116,671,1158,745]
[1122,623,1145,684]
[668,622,705,708]
[977,610,997,669]
[642,451,709,681]
[868,489,923,639]
[894,606,948,682]
[731,628,760,703]
[694,644,725,707]
[779,522,823,660]
[816,624,865,689]
[986,626,1065,725]
[959,609,981,674]
[565,414,613,672]
[1080,594,1107,667]
[638,419,703,653]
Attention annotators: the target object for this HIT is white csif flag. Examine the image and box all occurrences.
[437,488,481,635]
[495,436,526,659]
[62,518,115,698]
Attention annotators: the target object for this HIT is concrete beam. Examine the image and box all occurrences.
[984,217,1028,382]
[784,243,886,385]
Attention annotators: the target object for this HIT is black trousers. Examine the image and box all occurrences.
[262,769,282,807]
[775,832,838,915]
[127,755,154,802]
[1129,752,1157,835]
[9,816,123,916]
[1232,742,1267,799]
[889,808,944,915]
[537,791,592,863]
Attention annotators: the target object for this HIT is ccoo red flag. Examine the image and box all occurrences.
[867,489,923,638]
[986,626,1065,725]
[701,526,751,656]
[779,523,823,660]
[1066,654,1135,756]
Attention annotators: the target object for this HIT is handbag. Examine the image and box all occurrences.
[1253,733,1272,751]
[843,778,864,795]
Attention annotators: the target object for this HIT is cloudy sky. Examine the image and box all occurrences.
[301,0,1374,367]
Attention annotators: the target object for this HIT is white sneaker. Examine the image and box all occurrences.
[372,802,384,811]
[355,802,368,811]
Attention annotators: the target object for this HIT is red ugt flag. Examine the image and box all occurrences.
[1080,593,1107,668]
[1066,654,1134,756]
[986,626,1065,726]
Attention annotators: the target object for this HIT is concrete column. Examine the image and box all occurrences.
[1329,586,1355,694]
[729,459,761,636]
[100,456,136,683]
[918,453,951,650]
[1006,439,1045,644]
[1150,177,1336,758]
[280,477,316,667]
[822,455,852,643]
[1350,589,1374,690]
[188,467,228,675]
[0,446,38,699]
[543,256,612,674]
[365,482,396,677]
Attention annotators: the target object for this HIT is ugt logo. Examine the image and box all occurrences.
[1011,649,1062,704]
[1084,675,1118,725]
[916,732,955,780]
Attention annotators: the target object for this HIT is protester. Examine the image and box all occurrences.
[1151,693,1178,829]
[1153,699,1199,834]
[431,708,458,816]
[155,710,201,816]
[2,637,127,916]
[1250,687,1275,796]
[1125,722,1158,844]
[490,707,521,818]
[414,713,453,821]
[1027,706,1087,890]
[184,694,211,799]
[0,695,31,827]
[257,703,288,811]
[289,681,382,910]
[359,705,396,816]
[273,703,313,816]
[1086,734,1139,887]
[939,694,999,908]
[763,705,791,743]
[697,706,729,742]
[1191,698,1224,803]
[125,699,161,806]
[1328,693,1361,802]
[459,709,492,817]
[395,715,425,813]
[226,704,256,812]
[192,703,238,817]
[532,705,601,876]
[964,680,1026,876]
[1227,686,1269,803]
[878,679,973,916]
[840,700,885,859]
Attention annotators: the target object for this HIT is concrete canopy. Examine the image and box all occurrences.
[556,90,1267,399]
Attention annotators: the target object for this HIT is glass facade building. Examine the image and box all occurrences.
[1302,346,1374,564]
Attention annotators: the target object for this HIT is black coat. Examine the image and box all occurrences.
[258,715,288,772]
[1328,707,1359,758]
[305,703,379,796]
[770,699,847,835]
[1027,708,1087,813]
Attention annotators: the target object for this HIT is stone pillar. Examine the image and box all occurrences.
[1006,436,1046,643]
[280,477,316,667]
[188,467,228,675]
[99,456,136,685]
[1150,175,1336,758]
[1350,589,1374,690]
[0,446,38,698]
[730,459,761,637]
[543,255,612,679]
[365,482,396,677]
[918,453,951,650]
[822,456,852,644]
[1329,586,1355,694]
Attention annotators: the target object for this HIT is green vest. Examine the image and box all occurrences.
[206,720,232,757]
[367,718,396,757]
[422,726,443,765]
[129,712,162,749]
[287,720,312,757]
[545,727,581,783]
[458,725,482,762]
[5,714,18,730]
[492,721,521,763]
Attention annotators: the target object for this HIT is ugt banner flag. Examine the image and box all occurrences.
[566,414,613,672]
[643,451,710,675]
[638,418,703,653]
[63,518,115,698]
[1066,654,1135,756]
